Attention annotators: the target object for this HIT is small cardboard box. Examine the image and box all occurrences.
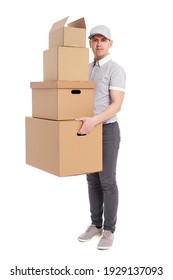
[43,47,89,81]
[31,81,95,120]
[25,117,102,177]
[49,16,86,48]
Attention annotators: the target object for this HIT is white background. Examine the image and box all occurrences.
[0,0,173,279]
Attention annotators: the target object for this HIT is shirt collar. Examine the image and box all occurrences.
[93,54,111,67]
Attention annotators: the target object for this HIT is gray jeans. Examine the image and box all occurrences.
[86,122,120,232]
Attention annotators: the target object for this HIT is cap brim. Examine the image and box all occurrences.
[88,33,110,39]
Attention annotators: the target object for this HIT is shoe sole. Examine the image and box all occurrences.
[78,233,102,242]
[97,245,111,250]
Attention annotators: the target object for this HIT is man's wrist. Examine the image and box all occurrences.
[92,115,101,126]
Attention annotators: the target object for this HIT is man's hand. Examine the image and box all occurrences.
[76,117,97,135]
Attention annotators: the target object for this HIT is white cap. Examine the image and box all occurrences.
[88,25,111,40]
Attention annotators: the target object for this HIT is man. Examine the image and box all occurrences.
[77,25,126,250]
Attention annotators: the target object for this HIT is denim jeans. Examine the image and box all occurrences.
[86,122,120,232]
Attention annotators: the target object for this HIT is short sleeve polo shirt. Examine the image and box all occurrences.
[89,55,126,123]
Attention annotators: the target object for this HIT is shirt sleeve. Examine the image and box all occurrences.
[109,63,126,92]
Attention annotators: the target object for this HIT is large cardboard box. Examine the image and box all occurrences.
[43,47,89,81]
[25,117,102,177]
[49,17,86,48]
[31,81,95,120]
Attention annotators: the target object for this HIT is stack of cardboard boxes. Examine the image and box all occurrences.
[25,17,102,177]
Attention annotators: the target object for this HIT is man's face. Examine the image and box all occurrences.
[89,34,113,60]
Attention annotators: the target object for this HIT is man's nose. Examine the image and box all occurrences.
[96,40,102,46]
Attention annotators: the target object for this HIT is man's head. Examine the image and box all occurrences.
[89,25,113,60]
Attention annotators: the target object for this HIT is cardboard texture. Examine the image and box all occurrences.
[26,117,102,177]
[49,16,86,48]
[31,81,95,120]
[43,46,89,81]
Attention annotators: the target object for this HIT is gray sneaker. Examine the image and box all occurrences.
[97,230,114,250]
[78,224,103,242]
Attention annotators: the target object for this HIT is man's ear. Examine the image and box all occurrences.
[89,40,92,48]
[110,40,113,48]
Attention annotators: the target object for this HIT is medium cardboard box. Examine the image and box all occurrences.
[31,81,95,120]
[25,117,102,177]
[49,16,86,48]
[43,47,89,81]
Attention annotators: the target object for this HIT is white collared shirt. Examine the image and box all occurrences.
[89,55,126,123]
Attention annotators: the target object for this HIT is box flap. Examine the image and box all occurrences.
[30,81,95,89]
[50,16,69,31]
[68,17,86,29]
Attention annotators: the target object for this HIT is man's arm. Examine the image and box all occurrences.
[77,89,125,135]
